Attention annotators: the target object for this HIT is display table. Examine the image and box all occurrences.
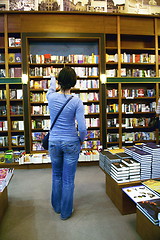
[136,208,160,240]
[0,187,8,223]
[105,172,141,215]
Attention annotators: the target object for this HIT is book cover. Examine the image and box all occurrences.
[15,38,21,47]
[44,54,51,63]
[122,185,160,203]
[8,53,15,63]
[137,199,160,225]
[122,158,140,167]
[15,53,21,62]
[0,53,5,63]
[16,89,23,99]
[10,89,17,99]
[111,162,129,172]
[142,179,160,196]
[8,37,15,47]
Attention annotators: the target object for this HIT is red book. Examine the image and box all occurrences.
[135,54,140,63]
[138,88,144,97]
[44,54,51,63]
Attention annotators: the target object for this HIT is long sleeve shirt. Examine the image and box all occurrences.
[46,77,87,142]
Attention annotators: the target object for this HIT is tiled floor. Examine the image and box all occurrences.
[0,166,142,240]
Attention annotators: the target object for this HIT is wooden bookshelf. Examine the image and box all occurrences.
[0,78,26,152]
[23,34,103,156]
[0,11,160,165]
[106,78,160,149]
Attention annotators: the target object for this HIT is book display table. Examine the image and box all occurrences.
[136,209,160,240]
[0,187,8,222]
[105,172,141,215]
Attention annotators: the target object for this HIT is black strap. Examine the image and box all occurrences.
[50,96,73,131]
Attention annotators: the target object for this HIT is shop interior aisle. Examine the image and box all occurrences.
[0,166,141,240]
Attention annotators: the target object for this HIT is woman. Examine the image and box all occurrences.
[47,66,87,220]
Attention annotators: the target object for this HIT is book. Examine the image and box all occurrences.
[121,158,140,167]
[122,185,160,203]
[142,179,160,197]
[15,53,21,62]
[0,53,5,63]
[44,54,51,63]
[137,199,160,225]
[16,89,23,99]
[15,38,21,47]
[8,53,15,63]
[8,37,15,47]
[111,162,129,172]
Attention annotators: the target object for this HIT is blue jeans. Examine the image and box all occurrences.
[49,140,81,219]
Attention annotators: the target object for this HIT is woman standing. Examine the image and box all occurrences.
[47,67,87,220]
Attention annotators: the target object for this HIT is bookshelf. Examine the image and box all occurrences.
[0,78,25,152]
[0,12,160,165]
[106,78,160,149]
[22,34,103,155]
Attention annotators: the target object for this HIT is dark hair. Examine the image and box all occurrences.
[58,66,77,91]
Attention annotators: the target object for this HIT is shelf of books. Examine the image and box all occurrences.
[106,34,157,78]
[0,78,26,168]
[26,37,101,164]
[0,78,25,152]
[106,78,160,149]
[8,33,22,78]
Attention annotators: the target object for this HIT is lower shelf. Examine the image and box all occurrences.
[0,161,99,169]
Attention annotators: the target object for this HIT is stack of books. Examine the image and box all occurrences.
[99,150,121,175]
[143,142,160,179]
[115,152,140,181]
[124,146,137,157]
[99,151,106,170]
[110,162,129,183]
[137,199,160,226]
[0,168,14,192]
[121,158,140,181]
[132,148,152,180]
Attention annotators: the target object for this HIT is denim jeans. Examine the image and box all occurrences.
[49,140,81,219]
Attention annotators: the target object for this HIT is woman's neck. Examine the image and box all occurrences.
[59,89,71,95]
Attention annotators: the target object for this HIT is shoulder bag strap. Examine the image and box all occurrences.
[50,95,73,131]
